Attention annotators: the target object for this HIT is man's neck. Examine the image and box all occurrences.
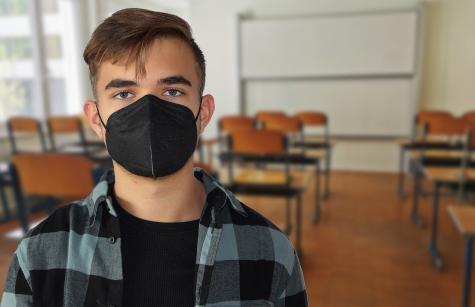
[113,160,206,223]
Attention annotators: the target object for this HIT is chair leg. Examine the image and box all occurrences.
[9,164,29,234]
[398,148,407,199]
[462,237,474,307]
[0,184,11,222]
[312,160,321,224]
[429,181,444,270]
[411,161,424,228]
[285,197,292,235]
[296,193,303,258]
[324,148,331,199]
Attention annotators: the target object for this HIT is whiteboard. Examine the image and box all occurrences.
[241,11,418,78]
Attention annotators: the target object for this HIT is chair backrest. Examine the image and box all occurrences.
[47,116,86,151]
[218,116,256,134]
[229,130,286,155]
[412,111,453,140]
[255,111,287,127]
[293,111,330,143]
[462,111,475,125]
[469,125,475,149]
[12,153,95,199]
[8,116,40,133]
[261,116,302,134]
[425,116,469,136]
[47,116,83,133]
[416,111,453,124]
[7,116,47,154]
[294,112,328,127]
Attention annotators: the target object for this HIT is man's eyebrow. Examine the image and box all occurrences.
[104,79,137,90]
[158,75,192,87]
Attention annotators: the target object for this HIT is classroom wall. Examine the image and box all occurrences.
[188,0,423,139]
[420,0,475,115]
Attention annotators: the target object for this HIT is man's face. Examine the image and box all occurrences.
[84,37,214,143]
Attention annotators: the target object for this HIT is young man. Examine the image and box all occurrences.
[1,8,307,307]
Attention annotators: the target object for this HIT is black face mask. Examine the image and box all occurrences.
[96,94,201,178]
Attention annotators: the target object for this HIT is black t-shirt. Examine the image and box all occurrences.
[111,189,199,307]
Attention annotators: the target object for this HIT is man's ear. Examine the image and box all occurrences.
[197,94,215,134]
[83,100,105,141]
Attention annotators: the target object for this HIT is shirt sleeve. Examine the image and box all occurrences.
[1,252,33,306]
[276,250,308,306]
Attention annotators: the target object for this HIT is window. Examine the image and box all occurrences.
[0,79,34,122]
[41,0,58,14]
[0,37,32,59]
[0,0,77,125]
[0,0,34,123]
[0,0,28,16]
[45,35,61,59]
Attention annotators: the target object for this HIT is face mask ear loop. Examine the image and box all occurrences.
[194,99,203,151]
[94,101,108,130]
[194,99,203,123]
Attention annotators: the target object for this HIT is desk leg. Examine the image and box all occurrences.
[324,148,331,200]
[429,181,444,270]
[312,160,321,224]
[462,237,474,307]
[398,148,407,199]
[296,193,303,258]
[411,161,424,228]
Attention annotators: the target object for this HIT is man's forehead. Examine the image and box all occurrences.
[97,60,195,87]
[97,40,197,86]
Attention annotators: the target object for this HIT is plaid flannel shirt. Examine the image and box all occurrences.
[1,168,307,306]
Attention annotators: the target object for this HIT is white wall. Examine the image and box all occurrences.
[420,0,475,115]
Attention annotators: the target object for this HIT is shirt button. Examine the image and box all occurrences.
[108,235,116,244]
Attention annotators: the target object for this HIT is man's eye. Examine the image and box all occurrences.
[114,91,134,100]
[164,89,183,97]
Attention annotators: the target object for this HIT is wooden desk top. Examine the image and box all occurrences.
[424,167,475,183]
[398,136,465,146]
[218,168,311,190]
[408,150,470,160]
[448,206,475,236]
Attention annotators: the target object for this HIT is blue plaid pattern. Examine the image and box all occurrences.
[1,168,307,306]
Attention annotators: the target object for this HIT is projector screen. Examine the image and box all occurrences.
[240,11,418,78]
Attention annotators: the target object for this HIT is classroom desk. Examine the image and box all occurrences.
[423,167,475,270]
[448,206,475,307]
[409,150,475,160]
[219,151,324,223]
[218,168,312,256]
[409,150,475,228]
[397,139,464,198]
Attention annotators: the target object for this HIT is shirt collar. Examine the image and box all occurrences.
[86,167,247,221]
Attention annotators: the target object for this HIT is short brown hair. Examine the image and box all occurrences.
[83,8,206,97]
